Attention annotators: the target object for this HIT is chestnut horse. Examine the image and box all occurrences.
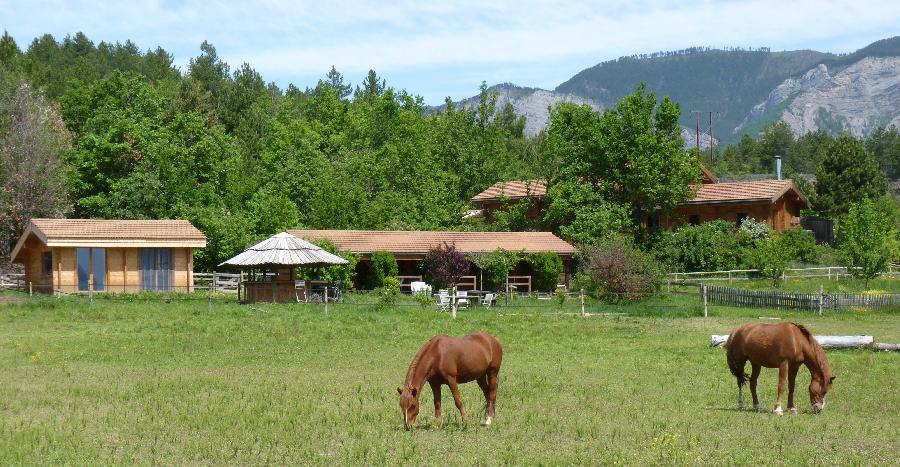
[726,322,835,415]
[397,333,502,429]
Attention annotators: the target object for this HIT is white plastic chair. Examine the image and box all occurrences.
[456,290,469,309]
[481,293,495,308]
[437,290,451,312]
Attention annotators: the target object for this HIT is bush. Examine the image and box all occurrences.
[469,248,522,291]
[527,252,564,292]
[301,239,359,287]
[739,218,773,244]
[839,198,899,286]
[581,235,660,301]
[424,242,469,289]
[368,251,398,288]
[747,237,790,286]
[659,220,739,272]
[374,276,400,310]
[777,227,819,263]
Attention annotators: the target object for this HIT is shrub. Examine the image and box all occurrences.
[424,242,469,289]
[839,198,899,286]
[579,235,660,301]
[660,220,739,272]
[527,252,564,292]
[374,276,400,310]
[413,291,433,309]
[777,227,819,263]
[368,251,398,288]
[747,237,790,286]
[738,218,773,244]
[469,248,522,291]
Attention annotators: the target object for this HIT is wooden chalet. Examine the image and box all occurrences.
[10,219,206,294]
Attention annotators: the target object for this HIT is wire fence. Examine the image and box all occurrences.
[668,264,900,284]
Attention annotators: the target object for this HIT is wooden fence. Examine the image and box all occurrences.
[671,265,900,283]
[0,273,24,289]
[702,284,900,312]
[193,272,241,293]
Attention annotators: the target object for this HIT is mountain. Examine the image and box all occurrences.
[456,36,900,144]
[450,83,717,149]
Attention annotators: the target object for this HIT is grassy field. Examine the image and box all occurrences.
[1,291,898,465]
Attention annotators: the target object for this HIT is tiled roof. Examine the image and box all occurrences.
[685,179,808,206]
[289,230,576,255]
[471,180,547,201]
[471,179,806,207]
[30,218,207,240]
[12,218,207,262]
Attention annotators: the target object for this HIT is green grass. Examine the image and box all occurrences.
[1,292,898,465]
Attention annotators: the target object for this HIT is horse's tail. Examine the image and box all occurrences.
[725,333,749,388]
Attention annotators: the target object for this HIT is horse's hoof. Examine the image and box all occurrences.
[789,408,797,415]
[483,417,492,426]
[754,404,762,412]
[774,406,783,416]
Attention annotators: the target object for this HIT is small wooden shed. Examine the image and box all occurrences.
[10,219,207,294]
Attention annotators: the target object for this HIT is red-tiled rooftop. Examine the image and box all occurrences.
[471,180,547,201]
[472,179,807,207]
[289,230,576,255]
[29,218,207,240]
[686,179,807,206]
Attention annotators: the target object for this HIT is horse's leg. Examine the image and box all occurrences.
[787,364,800,415]
[749,364,762,412]
[447,377,468,422]
[476,375,491,425]
[735,357,746,410]
[774,363,788,415]
[430,381,443,427]
[486,368,499,424]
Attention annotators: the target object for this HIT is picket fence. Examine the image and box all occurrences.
[702,284,900,312]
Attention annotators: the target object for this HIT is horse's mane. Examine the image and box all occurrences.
[404,335,442,386]
[791,322,828,373]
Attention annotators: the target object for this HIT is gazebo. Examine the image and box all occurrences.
[219,232,348,303]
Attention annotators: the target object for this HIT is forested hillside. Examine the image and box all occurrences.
[0,33,547,269]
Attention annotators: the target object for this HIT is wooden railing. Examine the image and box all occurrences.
[670,265,900,283]
[507,276,531,294]
[396,275,423,292]
[194,272,241,293]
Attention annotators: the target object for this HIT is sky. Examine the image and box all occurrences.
[2,0,899,104]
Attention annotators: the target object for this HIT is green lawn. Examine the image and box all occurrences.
[1,292,898,465]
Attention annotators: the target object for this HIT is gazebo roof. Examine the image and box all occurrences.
[219,232,349,268]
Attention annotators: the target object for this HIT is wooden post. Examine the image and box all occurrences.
[505,276,510,306]
[324,286,328,314]
[29,282,32,297]
[207,274,212,312]
[237,271,242,303]
[580,288,585,317]
[89,279,93,305]
[271,276,276,304]
[213,272,218,294]
[818,284,824,316]
[702,283,708,318]
[451,284,457,319]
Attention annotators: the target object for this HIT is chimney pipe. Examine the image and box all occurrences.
[775,155,782,180]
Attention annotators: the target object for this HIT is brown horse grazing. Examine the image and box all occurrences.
[726,322,835,415]
[397,333,502,429]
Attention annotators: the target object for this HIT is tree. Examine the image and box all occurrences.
[579,235,660,301]
[424,243,469,289]
[468,248,522,291]
[814,135,888,218]
[838,198,898,287]
[865,126,900,180]
[368,251,399,288]
[545,85,701,243]
[0,82,70,261]
[528,252,564,292]
[324,66,351,99]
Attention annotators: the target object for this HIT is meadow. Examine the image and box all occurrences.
[0,290,898,465]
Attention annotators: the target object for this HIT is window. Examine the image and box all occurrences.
[141,248,173,291]
[76,248,106,291]
[42,251,53,276]
[689,215,700,226]
[736,213,748,228]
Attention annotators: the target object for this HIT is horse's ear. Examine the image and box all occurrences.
[411,388,417,397]
[830,376,836,383]
[397,387,403,395]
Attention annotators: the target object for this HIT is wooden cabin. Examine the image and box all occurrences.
[290,230,576,292]
[10,219,206,294]
[470,169,809,233]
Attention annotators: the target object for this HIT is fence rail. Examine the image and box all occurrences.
[194,272,241,293]
[671,265,900,283]
[703,284,900,312]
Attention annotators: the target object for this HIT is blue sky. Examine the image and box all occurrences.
[2,1,899,104]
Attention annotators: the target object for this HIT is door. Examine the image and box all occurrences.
[141,248,173,291]
[76,248,106,291]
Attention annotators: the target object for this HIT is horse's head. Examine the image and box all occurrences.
[397,386,420,429]
[809,371,835,413]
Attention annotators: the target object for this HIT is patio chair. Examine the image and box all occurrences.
[481,292,495,308]
[437,290,451,312]
[456,290,469,310]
